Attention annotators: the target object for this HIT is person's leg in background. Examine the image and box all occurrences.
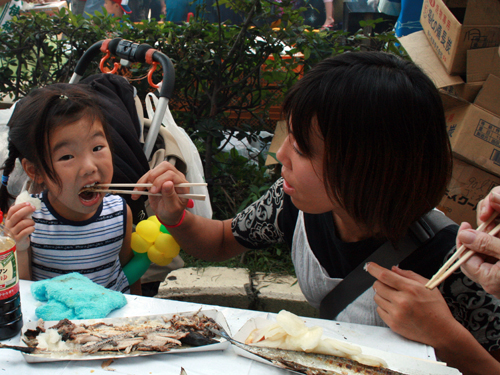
[149,0,162,20]
[322,0,334,28]
[129,0,150,21]
[71,0,86,16]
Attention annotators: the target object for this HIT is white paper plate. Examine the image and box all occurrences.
[232,317,462,375]
[20,309,230,363]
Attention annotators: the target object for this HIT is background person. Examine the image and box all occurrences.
[104,0,131,17]
[321,0,334,29]
[129,0,148,21]
[134,52,500,374]
[148,0,165,21]
[70,0,86,16]
[82,0,103,18]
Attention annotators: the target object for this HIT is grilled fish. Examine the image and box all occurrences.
[22,312,222,355]
[213,329,408,375]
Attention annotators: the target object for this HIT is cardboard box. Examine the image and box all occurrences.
[438,157,500,226]
[467,47,500,82]
[441,81,483,102]
[420,0,500,75]
[444,74,500,176]
[265,120,286,165]
[399,30,485,102]
[398,31,464,88]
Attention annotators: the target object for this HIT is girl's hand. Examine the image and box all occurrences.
[366,262,459,349]
[132,161,189,225]
[5,203,36,252]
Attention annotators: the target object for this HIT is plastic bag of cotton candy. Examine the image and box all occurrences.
[14,191,42,217]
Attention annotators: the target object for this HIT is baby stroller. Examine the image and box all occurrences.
[1,38,212,292]
[68,38,211,224]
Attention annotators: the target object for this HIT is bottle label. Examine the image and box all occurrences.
[0,238,19,301]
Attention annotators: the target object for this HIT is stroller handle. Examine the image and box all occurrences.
[73,38,175,99]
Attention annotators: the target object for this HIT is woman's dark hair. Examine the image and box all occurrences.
[282,51,452,243]
[0,83,110,213]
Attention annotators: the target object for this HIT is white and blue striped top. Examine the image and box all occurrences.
[30,192,130,294]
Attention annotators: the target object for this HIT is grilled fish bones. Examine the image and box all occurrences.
[22,313,222,355]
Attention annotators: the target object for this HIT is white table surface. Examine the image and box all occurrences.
[0,280,453,375]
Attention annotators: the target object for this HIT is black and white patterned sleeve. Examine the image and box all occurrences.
[440,257,500,352]
[231,178,286,249]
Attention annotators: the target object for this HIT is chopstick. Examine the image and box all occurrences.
[425,211,500,290]
[88,189,206,201]
[95,183,207,188]
[82,182,207,200]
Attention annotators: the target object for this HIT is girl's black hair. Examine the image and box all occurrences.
[282,51,452,243]
[0,83,110,213]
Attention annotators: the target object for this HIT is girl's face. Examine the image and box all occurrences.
[44,117,113,221]
[276,124,335,214]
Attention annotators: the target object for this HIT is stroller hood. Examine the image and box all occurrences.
[81,74,150,224]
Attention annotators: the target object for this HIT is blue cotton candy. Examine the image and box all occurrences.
[31,273,127,320]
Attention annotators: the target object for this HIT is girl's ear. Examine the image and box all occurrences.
[21,159,44,184]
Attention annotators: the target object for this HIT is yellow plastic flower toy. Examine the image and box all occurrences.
[125,215,181,285]
[132,216,181,266]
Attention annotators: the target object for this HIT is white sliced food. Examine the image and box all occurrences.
[275,310,308,337]
[350,353,388,368]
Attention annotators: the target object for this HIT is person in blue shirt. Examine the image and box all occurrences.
[164,0,197,23]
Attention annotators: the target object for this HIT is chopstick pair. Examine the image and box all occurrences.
[425,211,500,290]
[85,182,207,201]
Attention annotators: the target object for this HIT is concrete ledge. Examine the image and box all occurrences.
[156,267,318,318]
[156,267,253,309]
[253,273,319,318]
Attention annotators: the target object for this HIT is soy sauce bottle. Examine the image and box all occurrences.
[0,211,23,340]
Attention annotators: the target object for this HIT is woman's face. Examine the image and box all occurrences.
[276,123,335,214]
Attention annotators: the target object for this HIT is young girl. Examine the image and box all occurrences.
[0,83,139,294]
[135,52,500,374]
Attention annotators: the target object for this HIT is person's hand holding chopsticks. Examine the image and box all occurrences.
[366,263,456,347]
[367,262,500,373]
[456,187,500,299]
[131,161,192,227]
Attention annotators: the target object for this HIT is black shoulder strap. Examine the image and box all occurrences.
[319,210,456,320]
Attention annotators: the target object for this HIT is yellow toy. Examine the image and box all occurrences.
[131,216,181,266]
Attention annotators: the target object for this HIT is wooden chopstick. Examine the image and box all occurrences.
[95,183,207,188]
[88,189,206,201]
[425,211,500,290]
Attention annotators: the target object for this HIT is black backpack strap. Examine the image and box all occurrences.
[319,210,456,320]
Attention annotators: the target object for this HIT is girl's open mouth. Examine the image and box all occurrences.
[78,183,102,205]
[79,190,98,201]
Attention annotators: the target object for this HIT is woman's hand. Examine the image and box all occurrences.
[132,161,189,226]
[5,202,36,252]
[456,188,500,299]
[366,262,459,348]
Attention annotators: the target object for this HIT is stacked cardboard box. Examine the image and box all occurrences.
[420,0,500,75]
[400,0,500,226]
